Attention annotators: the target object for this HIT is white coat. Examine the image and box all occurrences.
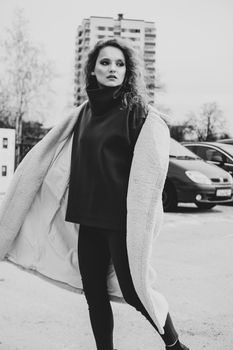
[0,102,170,333]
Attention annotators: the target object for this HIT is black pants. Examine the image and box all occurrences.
[78,225,178,350]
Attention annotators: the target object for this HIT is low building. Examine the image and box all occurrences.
[0,128,15,199]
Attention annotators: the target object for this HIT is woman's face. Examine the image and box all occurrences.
[94,46,126,88]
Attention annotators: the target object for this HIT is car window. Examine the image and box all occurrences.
[185,144,233,164]
[225,156,233,164]
[206,148,224,162]
[189,146,222,162]
[190,146,206,159]
[185,145,197,153]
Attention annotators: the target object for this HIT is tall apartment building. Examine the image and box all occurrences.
[74,14,156,105]
[0,128,15,199]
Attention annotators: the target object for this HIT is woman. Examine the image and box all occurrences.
[65,39,189,350]
[0,38,189,350]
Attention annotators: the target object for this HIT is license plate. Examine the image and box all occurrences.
[216,188,232,197]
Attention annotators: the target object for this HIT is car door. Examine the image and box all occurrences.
[222,155,233,176]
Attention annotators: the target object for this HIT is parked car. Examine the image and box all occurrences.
[182,141,233,177]
[217,138,233,145]
[162,139,233,211]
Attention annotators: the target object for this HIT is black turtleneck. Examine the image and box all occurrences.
[65,86,146,231]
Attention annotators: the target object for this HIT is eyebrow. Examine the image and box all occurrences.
[99,57,125,61]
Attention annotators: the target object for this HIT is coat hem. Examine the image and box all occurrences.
[4,258,125,304]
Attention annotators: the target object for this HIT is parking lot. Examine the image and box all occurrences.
[0,204,232,350]
[157,203,233,350]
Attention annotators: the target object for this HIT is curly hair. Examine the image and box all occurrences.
[83,38,149,112]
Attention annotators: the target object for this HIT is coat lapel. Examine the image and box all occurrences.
[126,106,170,332]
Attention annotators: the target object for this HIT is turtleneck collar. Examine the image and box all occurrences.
[86,85,123,115]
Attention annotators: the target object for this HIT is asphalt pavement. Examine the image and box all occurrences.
[0,204,232,350]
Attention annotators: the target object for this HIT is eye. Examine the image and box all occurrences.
[117,61,125,67]
[100,59,109,65]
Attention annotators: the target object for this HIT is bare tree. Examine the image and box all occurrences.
[184,102,229,141]
[0,83,12,126]
[0,8,56,166]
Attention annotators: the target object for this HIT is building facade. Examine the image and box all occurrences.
[74,14,156,105]
[0,128,15,198]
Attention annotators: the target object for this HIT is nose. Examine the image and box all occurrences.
[109,63,116,72]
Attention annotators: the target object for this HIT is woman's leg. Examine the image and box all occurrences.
[78,225,114,350]
[106,229,180,347]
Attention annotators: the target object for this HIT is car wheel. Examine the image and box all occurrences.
[162,180,177,212]
[195,203,216,209]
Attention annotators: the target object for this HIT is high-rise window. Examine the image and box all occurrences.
[2,165,7,176]
[145,28,156,34]
[145,33,156,37]
[129,29,140,33]
[129,37,140,42]
[2,138,8,149]
[145,43,156,47]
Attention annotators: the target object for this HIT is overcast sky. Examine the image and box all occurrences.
[1,0,233,134]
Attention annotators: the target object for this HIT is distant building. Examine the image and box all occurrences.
[74,14,156,105]
[0,128,15,198]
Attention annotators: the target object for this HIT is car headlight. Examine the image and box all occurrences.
[185,171,212,184]
[227,174,233,184]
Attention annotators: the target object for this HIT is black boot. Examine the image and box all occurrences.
[165,339,190,350]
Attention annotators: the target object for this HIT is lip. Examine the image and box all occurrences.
[107,75,117,79]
